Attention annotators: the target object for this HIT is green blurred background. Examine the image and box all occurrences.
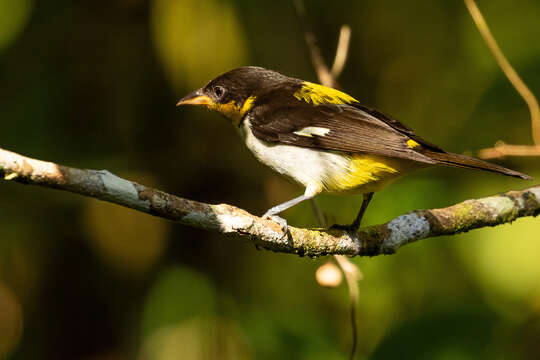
[1,0,539,359]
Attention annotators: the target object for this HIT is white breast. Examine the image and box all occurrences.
[238,118,350,190]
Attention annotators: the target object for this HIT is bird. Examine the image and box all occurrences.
[177,66,531,234]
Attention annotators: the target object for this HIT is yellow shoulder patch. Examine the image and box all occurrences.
[407,139,420,149]
[293,81,358,106]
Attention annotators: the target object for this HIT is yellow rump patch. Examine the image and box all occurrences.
[293,81,358,106]
[407,139,420,149]
[210,95,256,126]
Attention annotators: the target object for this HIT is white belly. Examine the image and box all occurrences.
[239,118,349,189]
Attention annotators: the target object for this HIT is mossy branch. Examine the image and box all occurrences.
[1,147,538,257]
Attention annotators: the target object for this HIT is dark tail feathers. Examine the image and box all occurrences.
[421,149,532,180]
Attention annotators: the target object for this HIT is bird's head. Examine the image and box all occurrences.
[177,66,291,125]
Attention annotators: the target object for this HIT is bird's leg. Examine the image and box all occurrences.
[263,194,310,217]
[350,192,374,230]
[262,184,321,234]
[263,194,310,234]
[331,192,374,233]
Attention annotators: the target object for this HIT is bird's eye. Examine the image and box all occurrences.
[213,86,226,99]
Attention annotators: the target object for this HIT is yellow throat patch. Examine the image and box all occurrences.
[293,81,358,106]
[210,95,257,126]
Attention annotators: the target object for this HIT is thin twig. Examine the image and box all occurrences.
[477,142,540,159]
[334,254,363,360]
[311,198,362,359]
[294,0,339,88]
[331,25,351,80]
[465,0,540,153]
[295,6,359,354]
[309,198,326,227]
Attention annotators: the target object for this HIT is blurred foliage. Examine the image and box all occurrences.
[0,283,23,359]
[0,0,539,359]
[0,0,33,52]
[84,172,168,275]
[151,0,247,89]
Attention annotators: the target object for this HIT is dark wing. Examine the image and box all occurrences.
[249,102,438,164]
[349,103,444,152]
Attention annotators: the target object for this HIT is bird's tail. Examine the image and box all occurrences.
[420,149,532,180]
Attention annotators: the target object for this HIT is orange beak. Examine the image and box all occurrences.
[176,89,214,106]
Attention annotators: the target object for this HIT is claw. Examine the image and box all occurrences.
[329,223,359,243]
[329,223,358,232]
[262,213,289,240]
[264,214,289,234]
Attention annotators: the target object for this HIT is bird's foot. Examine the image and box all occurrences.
[329,223,359,232]
[262,212,289,237]
[329,223,360,242]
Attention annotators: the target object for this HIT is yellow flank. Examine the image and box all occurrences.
[324,155,400,193]
[210,95,257,126]
[293,81,358,106]
[407,139,420,149]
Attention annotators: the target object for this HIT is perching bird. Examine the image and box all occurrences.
[177,66,531,233]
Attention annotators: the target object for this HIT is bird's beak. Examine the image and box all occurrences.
[176,89,213,107]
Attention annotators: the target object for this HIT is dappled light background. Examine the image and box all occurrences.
[1,0,539,359]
